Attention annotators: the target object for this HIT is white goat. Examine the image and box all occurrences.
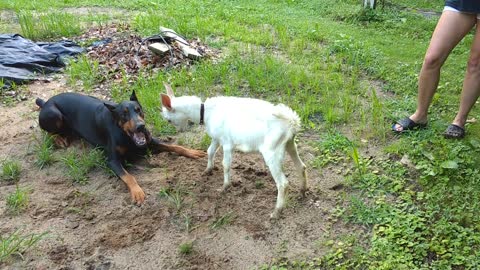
[160,83,307,218]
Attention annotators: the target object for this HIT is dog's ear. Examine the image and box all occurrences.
[161,93,173,111]
[104,102,117,112]
[163,82,175,97]
[130,90,138,102]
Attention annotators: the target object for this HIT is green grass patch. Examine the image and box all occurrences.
[17,10,82,41]
[6,185,30,215]
[158,184,189,212]
[210,211,235,230]
[60,147,108,184]
[66,55,104,91]
[178,241,193,255]
[33,132,56,169]
[0,229,48,263]
[1,159,21,182]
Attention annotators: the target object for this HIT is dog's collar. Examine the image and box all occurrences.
[200,103,205,125]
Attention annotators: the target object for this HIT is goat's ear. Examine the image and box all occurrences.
[161,93,173,111]
[130,90,138,102]
[104,102,117,112]
[163,82,175,97]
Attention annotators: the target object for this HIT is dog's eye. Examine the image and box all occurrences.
[135,107,140,113]
[167,120,172,123]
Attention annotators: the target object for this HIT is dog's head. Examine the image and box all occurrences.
[104,91,149,147]
[160,82,198,132]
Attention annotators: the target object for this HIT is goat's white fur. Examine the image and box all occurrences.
[161,83,307,218]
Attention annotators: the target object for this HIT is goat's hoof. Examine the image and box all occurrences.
[270,209,282,220]
[300,188,308,198]
[202,168,213,176]
[217,185,230,194]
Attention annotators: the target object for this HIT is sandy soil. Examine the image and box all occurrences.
[0,78,355,270]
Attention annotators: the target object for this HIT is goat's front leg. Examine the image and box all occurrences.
[221,145,233,192]
[203,139,219,175]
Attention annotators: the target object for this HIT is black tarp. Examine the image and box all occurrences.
[0,34,83,89]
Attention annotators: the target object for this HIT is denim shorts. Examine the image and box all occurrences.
[444,6,480,20]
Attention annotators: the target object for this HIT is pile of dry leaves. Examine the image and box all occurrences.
[74,23,219,80]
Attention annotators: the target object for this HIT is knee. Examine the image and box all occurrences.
[423,52,445,70]
[466,57,480,74]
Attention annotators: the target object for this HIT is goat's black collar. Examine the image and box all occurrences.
[200,103,205,125]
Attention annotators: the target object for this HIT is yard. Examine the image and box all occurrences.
[1,0,479,269]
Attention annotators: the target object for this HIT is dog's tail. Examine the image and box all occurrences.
[35,98,46,108]
[273,104,302,134]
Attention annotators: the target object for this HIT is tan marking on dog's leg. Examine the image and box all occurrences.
[119,171,145,204]
[53,134,69,148]
[116,146,128,156]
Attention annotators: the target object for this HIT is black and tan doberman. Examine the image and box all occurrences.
[36,91,204,204]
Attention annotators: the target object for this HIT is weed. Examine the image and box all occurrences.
[158,185,188,212]
[6,186,30,214]
[178,241,193,255]
[198,134,212,150]
[210,211,235,230]
[17,10,82,40]
[66,55,104,90]
[1,159,21,182]
[33,131,55,169]
[61,147,106,184]
[255,180,265,189]
[0,229,48,263]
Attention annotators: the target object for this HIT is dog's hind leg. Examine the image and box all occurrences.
[38,103,71,148]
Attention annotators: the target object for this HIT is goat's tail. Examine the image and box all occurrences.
[35,98,46,108]
[273,104,301,134]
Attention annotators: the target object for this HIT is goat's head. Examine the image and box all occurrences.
[161,82,196,132]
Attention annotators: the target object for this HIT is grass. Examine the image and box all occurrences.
[0,229,48,263]
[158,185,188,212]
[60,147,108,185]
[210,211,235,230]
[3,0,480,268]
[1,159,21,182]
[6,185,30,215]
[178,241,193,255]
[66,55,104,91]
[17,10,82,41]
[33,132,55,169]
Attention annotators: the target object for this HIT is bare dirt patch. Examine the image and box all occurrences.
[0,78,356,269]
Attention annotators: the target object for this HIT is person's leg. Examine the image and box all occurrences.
[394,10,476,132]
[450,20,480,130]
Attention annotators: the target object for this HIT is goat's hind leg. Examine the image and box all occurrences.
[220,145,233,192]
[286,138,307,196]
[203,139,219,175]
[262,147,288,219]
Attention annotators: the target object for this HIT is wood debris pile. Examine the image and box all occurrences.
[75,23,219,80]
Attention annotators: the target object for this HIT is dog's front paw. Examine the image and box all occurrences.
[184,149,206,159]
[130,186,145,205]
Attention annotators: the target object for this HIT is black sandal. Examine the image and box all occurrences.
[444,124,465,139]
[392,117,427,133]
